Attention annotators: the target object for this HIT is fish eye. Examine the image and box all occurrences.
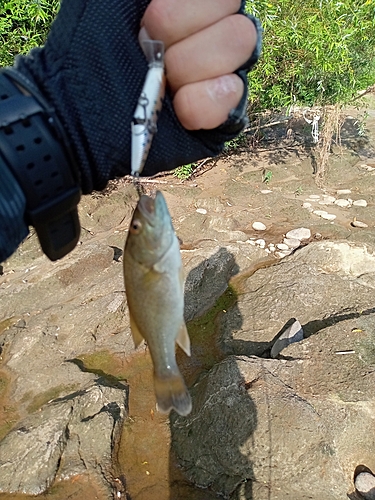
[130,219,142,234]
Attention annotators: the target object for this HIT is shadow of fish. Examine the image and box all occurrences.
[123,191,192,416]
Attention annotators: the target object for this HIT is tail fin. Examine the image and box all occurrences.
[154,373,192,417]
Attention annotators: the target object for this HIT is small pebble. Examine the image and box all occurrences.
[247,240,256,246]
[276,243,289,251]
[196,208,207,215]
[360,164,375,171]
[336,189,351,195]
[275,250,292,259]
[353,199,368,207]
[313,210,328,217]
[252,221,267,231]
[260,189,272,194]
[355,472,375,500]
[302,202,312,208]
[283,238,301,248]
[351,220,368,228]
[335,199,350,208]
[319,195,336,205]
[268,245,275,252]
[255,239,266,248]
[286,228,311,240]
[321,213,336,221]
[308,194,321,199]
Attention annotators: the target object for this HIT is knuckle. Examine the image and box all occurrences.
[227,14,257,59]
[144,0,175,41]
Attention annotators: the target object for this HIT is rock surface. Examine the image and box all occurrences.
[1,97,375,499]
[0,380,127,497]
[173,240,375,499]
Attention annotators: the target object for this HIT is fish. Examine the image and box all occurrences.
[123,191,192,416]
[131,39,166,176]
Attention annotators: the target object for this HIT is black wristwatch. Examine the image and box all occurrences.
[0,68,81,261]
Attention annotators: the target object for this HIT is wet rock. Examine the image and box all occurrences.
[285,227,311,240]
[0,381,128,497]
[183,244,261,322]
[355,472,375,500]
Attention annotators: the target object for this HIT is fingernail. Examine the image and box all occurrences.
[206,75,241,101]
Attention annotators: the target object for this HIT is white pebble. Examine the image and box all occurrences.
[283,238,301,248]
[335,199,350,208]
[353,199,367,207]
[268,245,275,252]
[286,228,311,240]
[252,221,267,231]
[275,251,292,259]
[321,213,336,221]
[260,189,272,194]
[302,202,312,208]
[336,189,351,195]
[355,472,375,500]
[247,240,256,245]
[352,220,368,228]
[196,208,207,215]
[319,195,336,205]
[360,164,375,171]
[255,239,266,248]
[308,194,321,199]
[313,210,328,217]
[276,243,289,251]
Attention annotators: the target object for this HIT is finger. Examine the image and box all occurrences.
[165,15,257,93]
[142,0,241,49]
[173,74,244,130]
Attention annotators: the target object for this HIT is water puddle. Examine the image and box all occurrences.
[0,275,258,499]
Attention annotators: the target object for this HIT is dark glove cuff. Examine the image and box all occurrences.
[0,68,81,261]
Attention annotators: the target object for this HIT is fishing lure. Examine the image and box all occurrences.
[131,39,166,177]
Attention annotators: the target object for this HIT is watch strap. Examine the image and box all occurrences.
[0,69,81,261]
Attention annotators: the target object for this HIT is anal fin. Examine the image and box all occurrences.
[176,322,191,357]
[129,312,144,348]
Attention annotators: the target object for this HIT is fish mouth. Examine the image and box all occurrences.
[138,194,156,224]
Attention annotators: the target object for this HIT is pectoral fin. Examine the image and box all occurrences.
[129,312,144,348]
[176,323,191,357]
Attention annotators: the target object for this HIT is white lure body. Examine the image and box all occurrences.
[131,40,166,176]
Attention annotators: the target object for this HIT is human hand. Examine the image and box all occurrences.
[141,0,258,130]
[10,0,261,191]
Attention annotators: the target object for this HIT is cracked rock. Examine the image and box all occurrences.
[0,380,128,497]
